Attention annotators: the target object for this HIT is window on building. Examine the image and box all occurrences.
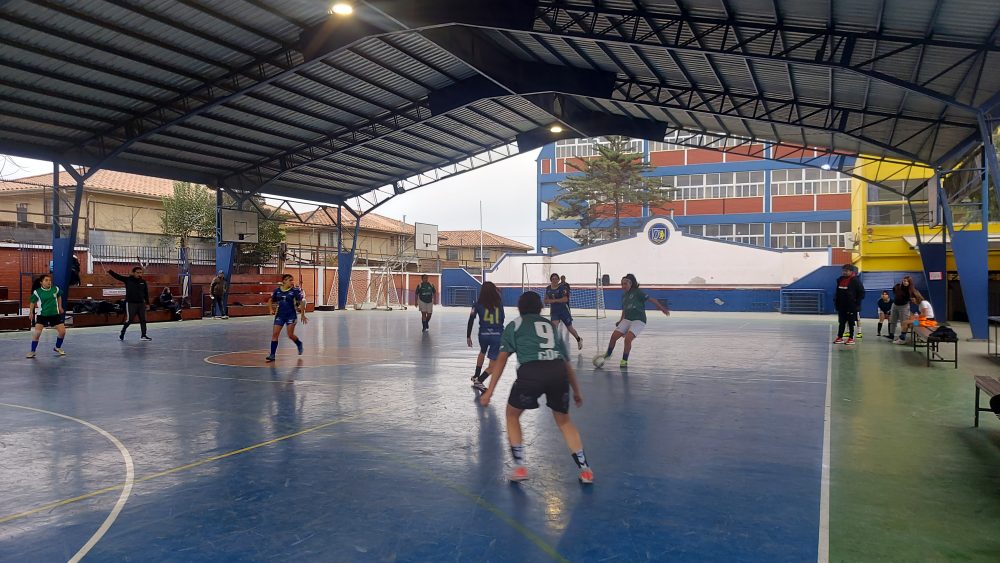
[669,171,764,200]
[16,203,28,223]
[682,223,765,246]
[772,168,852,195]
[474,248,490,261]
[446,248,459,261]
[771,221,850,248]
[555,137,644,158]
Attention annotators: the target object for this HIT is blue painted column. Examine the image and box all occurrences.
[51,164,85,309]
[917,242,948,322]
[944,159,990,339]
[337,206,361,309]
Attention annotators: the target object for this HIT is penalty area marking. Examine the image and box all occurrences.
[0,402,134,563]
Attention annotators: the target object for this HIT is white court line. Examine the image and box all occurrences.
[0,402,135,563]
[817,327,832,562]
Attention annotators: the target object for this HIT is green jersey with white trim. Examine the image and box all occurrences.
[499,313,570,367]
[30,286,60,316]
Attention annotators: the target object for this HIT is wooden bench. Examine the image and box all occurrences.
[0,315,30,331]
[0,300,19,315]
[68,307,202,327]
[974,376,1000,427]
[911,324,958,368]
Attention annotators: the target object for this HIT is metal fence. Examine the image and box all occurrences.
[779,289,826,314]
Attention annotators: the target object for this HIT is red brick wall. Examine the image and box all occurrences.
[686,199,725,215]
[686,149,724,164]
[772,195,815,212]
[722,198,763,213]
[816,194,851,210]
[649,201,684,216]
[649,151,685,166]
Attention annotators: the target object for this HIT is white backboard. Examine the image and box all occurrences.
[220,208,259,243]
[415,222,438,251]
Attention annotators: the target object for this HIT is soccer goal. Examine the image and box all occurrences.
[521,262,607,319]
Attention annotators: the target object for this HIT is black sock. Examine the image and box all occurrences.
[478,371,490,383]
[877,321,883,334]
[510,444,525,465]
[474,365,482,378]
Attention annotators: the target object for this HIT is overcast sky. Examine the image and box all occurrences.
[1,150,542,249]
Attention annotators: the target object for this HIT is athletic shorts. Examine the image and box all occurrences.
[478,333,502,360]
[274,315,297,327]
[914,318,938,328]
[35,314,64,327]
[550,309,573,326]
[508,360,570,414]
[418,301,433,314]
[615,319,646,337]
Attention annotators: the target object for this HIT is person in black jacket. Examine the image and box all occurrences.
[834,264,865,345]
[109,267,151,341]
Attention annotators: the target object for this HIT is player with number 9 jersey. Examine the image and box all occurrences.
[479,291,594,484]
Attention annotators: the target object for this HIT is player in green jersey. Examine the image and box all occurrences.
[480,291,593,484]
[598,274,670,367]
[27,274,67,358]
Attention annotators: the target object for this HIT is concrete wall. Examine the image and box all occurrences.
[488,217,829,288]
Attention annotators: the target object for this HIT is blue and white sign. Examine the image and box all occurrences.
[648,222,670,245]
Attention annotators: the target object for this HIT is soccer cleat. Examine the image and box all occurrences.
[577,337,583,350]
[265,355,275,362]
[296,340,304,355]
[619,359,628,367]
[508,465,529,482]
[472,381,487,392]
[140,335,152,341]
[53,348,65,356]
[833,337,845,344]
[578,468,594,484]
[845,338,855,346]
[26,351,36,359]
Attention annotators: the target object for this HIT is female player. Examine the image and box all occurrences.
[27,274,67,358]
[598,274,670,367]
[266,274,307,362]
[467,281,505,391]
[480,291,593,484]
[544,273,583,350]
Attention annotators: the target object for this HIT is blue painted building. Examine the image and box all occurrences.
[536,135,854,266]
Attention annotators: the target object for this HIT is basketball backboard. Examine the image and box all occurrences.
[415,222,438,251]
[220,208,259,243]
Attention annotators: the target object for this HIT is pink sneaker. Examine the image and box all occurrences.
[845,338,855,345]
[508,465,529,482]
[578,467,594,484]
[833,337,845,344]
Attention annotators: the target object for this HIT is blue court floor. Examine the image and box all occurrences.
[0,309,829,562]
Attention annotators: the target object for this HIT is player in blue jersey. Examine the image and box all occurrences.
[266,274,307,362]
[467,281,505,392]
[544,273,583,351]
[480,291,593,484]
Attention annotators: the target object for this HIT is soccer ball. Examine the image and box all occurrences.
[592,354,606,368]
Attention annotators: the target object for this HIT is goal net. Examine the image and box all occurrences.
[521,262,606,319]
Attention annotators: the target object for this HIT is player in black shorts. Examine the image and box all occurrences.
[480,291,593,484]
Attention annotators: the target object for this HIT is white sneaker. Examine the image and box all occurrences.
[53,348,65,356]
[577,337,583,351]
[221,315,229,319]
[26,351,36,358]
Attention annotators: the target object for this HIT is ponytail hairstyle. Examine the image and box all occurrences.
[622,273,640,291]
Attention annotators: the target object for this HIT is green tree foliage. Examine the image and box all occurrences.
[161,181,215,250]
[239,197,286,267]
[552,136,674,244]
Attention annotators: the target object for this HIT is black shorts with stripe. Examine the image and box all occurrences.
[508,360,570,414]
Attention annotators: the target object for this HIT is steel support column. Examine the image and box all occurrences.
[337,205,361,309]
[214,188,235,311]
[51,163,85,308]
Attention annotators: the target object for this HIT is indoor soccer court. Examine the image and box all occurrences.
[3,309,995,561]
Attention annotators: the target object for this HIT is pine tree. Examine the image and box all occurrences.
[552,136,674,244]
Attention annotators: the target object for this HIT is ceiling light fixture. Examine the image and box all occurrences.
[549,125,564,133]
[331,2,353,15]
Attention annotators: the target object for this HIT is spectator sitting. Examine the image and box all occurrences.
[157,287,182,320]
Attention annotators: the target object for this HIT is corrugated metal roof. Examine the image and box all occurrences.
[0,0,995,210]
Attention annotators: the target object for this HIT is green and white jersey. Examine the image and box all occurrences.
[622,289,649,322]
[30,286,60,316]
[416,282,436,303]
[499,313,570,367]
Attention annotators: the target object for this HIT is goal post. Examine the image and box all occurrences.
[520,262,606,319]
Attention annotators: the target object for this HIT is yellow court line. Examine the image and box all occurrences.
[0,403,135,563]
[359,446,569,563]
[0,410,370,525]
[2,409,568,562]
